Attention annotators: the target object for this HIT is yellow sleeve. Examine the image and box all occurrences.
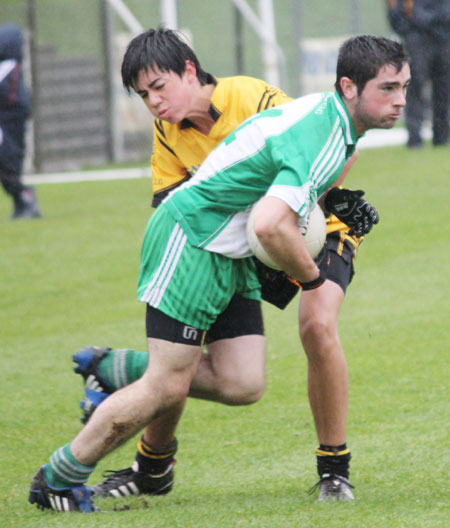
[258,84,293,110]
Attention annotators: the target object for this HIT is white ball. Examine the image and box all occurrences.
[246,201,327,270]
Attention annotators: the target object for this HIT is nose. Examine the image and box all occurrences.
[148,91,162,108]
[396,89,407,107]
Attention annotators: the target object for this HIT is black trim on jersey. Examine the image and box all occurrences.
[151,174,190,207]
[208,103,221,122]
[262,93,277,110]
[155,119,166,139]
[157,135,176,156]
[180,118,194,130]
[257,90,277,113]
[180,102,221,129]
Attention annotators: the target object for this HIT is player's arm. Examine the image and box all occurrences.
[334,150,359,187]
[252,197,322,287]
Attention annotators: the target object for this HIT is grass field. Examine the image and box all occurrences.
[1,144,449,527]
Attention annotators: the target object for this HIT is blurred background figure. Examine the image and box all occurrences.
[387,0,450,148]
[0,23,41,219]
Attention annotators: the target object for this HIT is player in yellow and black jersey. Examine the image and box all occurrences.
[68,27,370,502]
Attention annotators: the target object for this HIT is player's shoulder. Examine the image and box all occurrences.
[289,92,331,110]
[216,75,292,115]
[280,92,337,123]
[217,75,267,89]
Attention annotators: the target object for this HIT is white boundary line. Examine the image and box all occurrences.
[23,127,431,185]
[24,167,151,185]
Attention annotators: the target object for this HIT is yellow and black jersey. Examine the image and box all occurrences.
[150,75,291,207]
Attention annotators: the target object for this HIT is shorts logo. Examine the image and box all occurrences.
[182,325,199,341]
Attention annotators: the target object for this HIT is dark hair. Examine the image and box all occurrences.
[335,35,408,96]
[121,27,210,93]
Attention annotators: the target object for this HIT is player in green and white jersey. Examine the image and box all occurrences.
[30,35,410,512]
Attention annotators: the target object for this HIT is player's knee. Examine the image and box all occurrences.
[219,371,265,405]
[299,315,337,358]
[143,370,191,407]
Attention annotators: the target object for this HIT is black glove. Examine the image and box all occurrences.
[324,187,379,237]
[254,258,300,310]
[298,245,330,291]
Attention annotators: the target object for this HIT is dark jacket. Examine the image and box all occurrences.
[0,24,31,119]
[387,0,450,41]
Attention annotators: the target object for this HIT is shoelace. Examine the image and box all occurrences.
[100,467,134,483]
[308,474,355,496]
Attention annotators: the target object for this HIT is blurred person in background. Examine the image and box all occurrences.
[387,0,450,148]
[0,23,41,219]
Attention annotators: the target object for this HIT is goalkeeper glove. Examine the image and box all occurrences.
[324,187,379,237]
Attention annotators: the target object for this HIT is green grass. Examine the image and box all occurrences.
[1,143,449,527]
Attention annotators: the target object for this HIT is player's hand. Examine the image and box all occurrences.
[253,258,300,309]
[324,187,379,237]
[299,246,329,291]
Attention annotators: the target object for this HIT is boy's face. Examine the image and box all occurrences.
[351,62,411,135]
[134,61,197,123]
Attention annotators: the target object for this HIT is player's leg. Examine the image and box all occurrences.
[300,280,347,445]
[190,294,265,404]
[29,337,203,511]
[0,122,41,219]
[300,244,355,501]
[190,335,266,403]
[89,307,204,498]
[74,296,265,420]
[91,297,265,497]
[430,40,450,146]
[403,33,431,148]
[30,209,224,511]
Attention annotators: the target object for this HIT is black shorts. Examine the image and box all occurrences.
[145,233,358,344]
[325,232,358,294]
[146,294,264,345]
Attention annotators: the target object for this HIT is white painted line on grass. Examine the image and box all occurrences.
[24,167,151,185]
[24,126,431,185]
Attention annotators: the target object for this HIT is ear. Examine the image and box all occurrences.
[184,60,197,81]
[339,77,358,100]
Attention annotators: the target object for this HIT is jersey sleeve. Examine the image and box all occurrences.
[233,79,292,121]
[257,84,292,110]
[151,119,189,207]
[266,162,311,219]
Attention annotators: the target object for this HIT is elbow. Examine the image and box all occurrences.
[253,216,279,245]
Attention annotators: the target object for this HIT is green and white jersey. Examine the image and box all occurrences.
[163,92,357,258]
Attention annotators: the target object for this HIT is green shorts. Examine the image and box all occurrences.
[138,206,261,330]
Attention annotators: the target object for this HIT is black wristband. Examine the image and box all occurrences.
[299,274,325,291]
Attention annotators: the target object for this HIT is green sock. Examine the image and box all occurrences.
[98,348,149,390]
[45,443,95,488]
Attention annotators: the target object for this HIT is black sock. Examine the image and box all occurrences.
[135,436,178,475]
[316,443,351,479]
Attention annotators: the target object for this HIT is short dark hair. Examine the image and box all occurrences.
[121,27,210,93]
[335,35,408,96]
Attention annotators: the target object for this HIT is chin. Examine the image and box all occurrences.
[377,119,396,129]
